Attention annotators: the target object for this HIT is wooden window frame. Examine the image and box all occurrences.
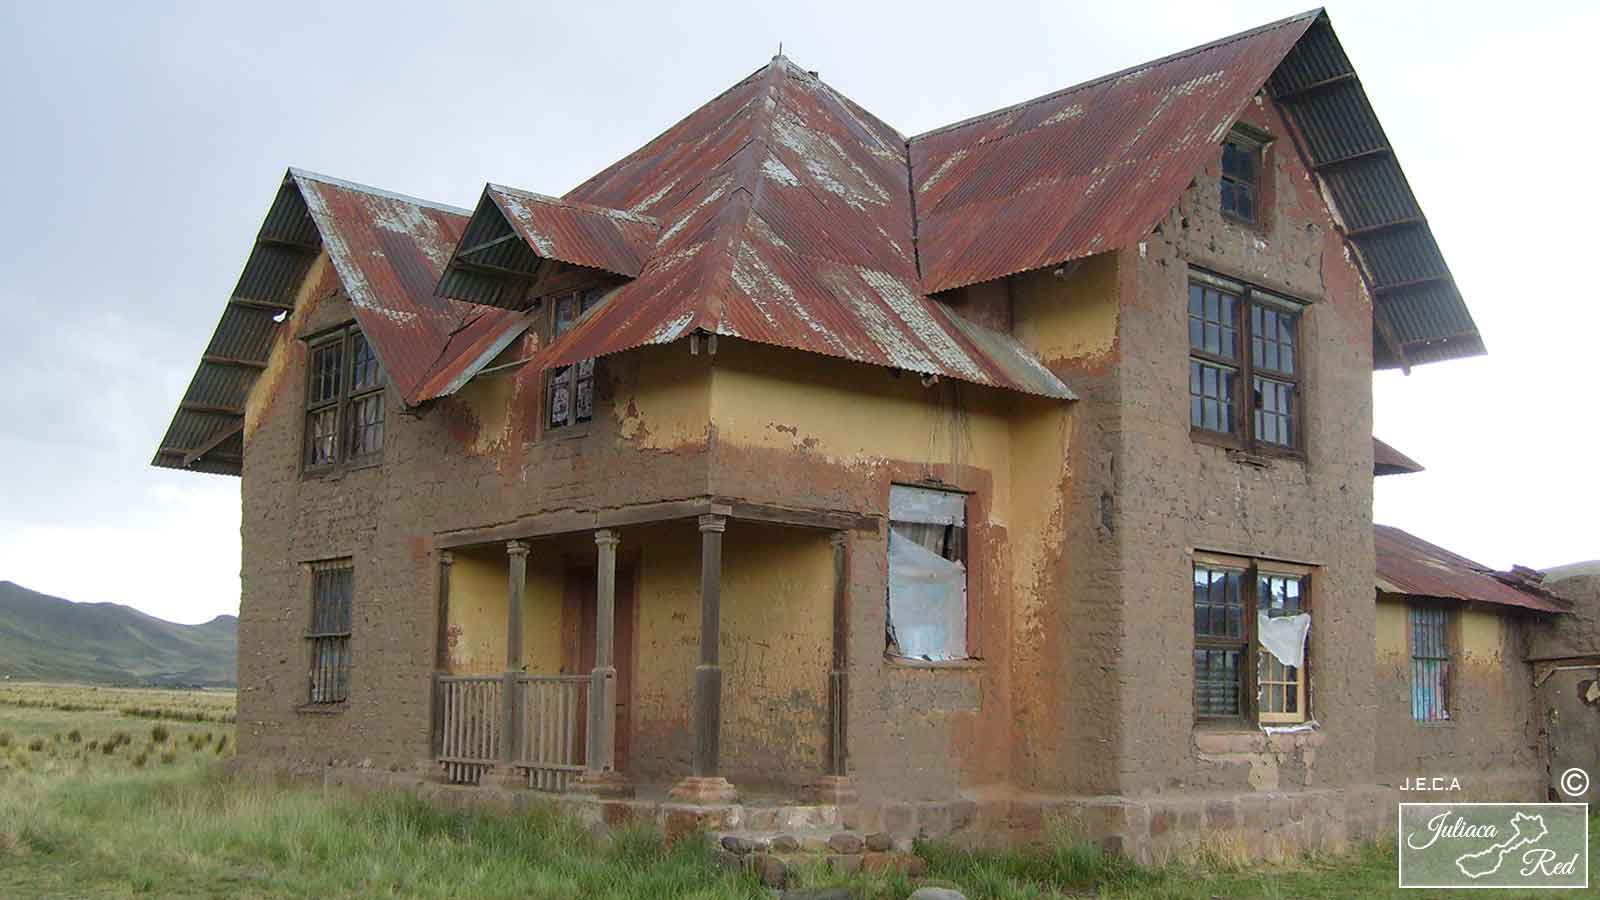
[886,483,973,662]
[1408,603,1454,723]
[302,323,386,475]
[1220,125,1268,227]
[305,560,354,706]
[1193,551,1313,726]
[1188,269,1305,457]
[542,288,606,435]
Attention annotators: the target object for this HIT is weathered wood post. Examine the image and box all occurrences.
[430,551,453,760]
[574,529,632,797]
[811,530,856,803]
[668,513,737,804]
[500,541,528,773]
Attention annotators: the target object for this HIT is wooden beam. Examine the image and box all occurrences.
[1271,71,1357,102]
[202,354,268,369]
[455,232,522,258]
[828,531,849,777]
[502,540,529,765]
[227,297,294,313]
[1312,146,1392,171]
[692,514,725,778]
[180,402,245,416]
[722,500,879,533]
[183,423,243,468]
[587,530,621,775]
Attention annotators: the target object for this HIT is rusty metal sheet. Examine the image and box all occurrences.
[543,58,1072,399]
[1376,525,1567,614]
[910,12,1316,295]
[1373,436,1424,476]
[485,185,659,278]
[291,170,528,406]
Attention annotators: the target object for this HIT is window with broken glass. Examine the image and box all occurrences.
[546,288,604,430]
[1193,553,1311,724]
[1410,605,1450,722]
[1188,271,1303,453]
[304,326,386,471]
[886,484,969,662]
[306,561,353,705]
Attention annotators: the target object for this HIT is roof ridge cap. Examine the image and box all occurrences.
[908,8,1324,144]
[287,167,473,216]
[485,183,661,226]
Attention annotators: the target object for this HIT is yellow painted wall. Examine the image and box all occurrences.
[1375,599,1508,668]
[1459,608,1506,664]
[1375,599,1409,659]
[613,344,714,450]
[446,546,563,676]
[1011,253,1120,364]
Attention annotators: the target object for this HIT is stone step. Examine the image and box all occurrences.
[715,829,913,855]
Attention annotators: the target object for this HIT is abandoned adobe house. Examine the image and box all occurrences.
[152,9,1571,858]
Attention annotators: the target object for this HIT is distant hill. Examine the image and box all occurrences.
[0,581,235,686]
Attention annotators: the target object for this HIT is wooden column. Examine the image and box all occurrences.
[667,514,737,804]
[500,541,528,767]
[430,551,453,759]
[810,531,856,804]
[588,529,620,772]
[574,531,632,797]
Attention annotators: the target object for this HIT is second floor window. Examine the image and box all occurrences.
[305,326,386,470]
[547,289,603,430]
[1188,272,1302,452]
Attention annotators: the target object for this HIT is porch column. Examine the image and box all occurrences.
[430,551,453,760]
[499,541,528,772]
[811,531,856,803]
[668,513,738,804]
[574,529,632,796]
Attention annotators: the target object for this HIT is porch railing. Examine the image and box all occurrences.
[436,675,501,785]
[433,672,586,791]
[517,675,587,792]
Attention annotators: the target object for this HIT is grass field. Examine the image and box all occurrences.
[1,683,1593,898]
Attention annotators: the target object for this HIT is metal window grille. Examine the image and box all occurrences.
[1411,606,1450,721]
[307,562,353,704]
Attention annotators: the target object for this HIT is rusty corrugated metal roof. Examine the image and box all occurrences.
[909,8,1481,370]
[536,58,1074,400]
[487,185,659,277]
[1376,525,1567,614]
[909,12,1316,294]
[1373,436,1424,476]
[154,171,529,474]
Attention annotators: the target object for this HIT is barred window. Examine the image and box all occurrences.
[547,288,604,431]
[1193,553,1312,724]
[1188,271,1302,452]
[304,326,386,470]
[307,562,353,704]
[1411,606,1450,722]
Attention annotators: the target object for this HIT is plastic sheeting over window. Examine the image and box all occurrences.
[887,485,968,661]
[1256,611,1311,669]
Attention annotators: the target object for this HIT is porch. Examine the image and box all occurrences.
[427,499,871,804]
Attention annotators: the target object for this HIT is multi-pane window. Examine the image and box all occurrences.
[304,326,386,470]
[1220,137,1260,223]
[886,484,969,661]
[1411,606,1450,722]
[547,288,604,431]
[1193,554,1312,724]
[307,562,353,704]
[1188,272,1302,452]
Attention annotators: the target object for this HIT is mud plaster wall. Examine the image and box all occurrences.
[1373,598,1542,794]
[237,284,719,770]
[704,339,1074,800]
[1112,92,1377,795]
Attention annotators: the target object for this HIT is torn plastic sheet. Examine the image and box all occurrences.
[889,484,966,526]
[1262,720,1318,735]
[1257,611,1311,668]
[887,526,967,660]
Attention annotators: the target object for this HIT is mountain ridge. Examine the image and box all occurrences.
[0,580,235,686]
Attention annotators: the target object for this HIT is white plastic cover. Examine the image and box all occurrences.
[887,526,967,660]
[1257,611,1311,669]
[889,484,966,526]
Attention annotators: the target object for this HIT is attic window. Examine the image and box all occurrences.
[886,484,969,661]
[304,325,386,471]
[546,288,604,430]
[1220,130,1263,224]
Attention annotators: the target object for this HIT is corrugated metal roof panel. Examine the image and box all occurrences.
[1376,525,1567,614]
[539,57,1072,400]
[1372,436,1423,475]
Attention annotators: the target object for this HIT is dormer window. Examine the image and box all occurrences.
[304,325,386,471]
[546,288,604,431]
[1220,130,1264,224]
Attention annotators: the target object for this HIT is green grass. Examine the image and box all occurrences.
[2,688,1594,897]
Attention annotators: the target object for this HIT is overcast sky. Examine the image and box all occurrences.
[1,1,1594,624]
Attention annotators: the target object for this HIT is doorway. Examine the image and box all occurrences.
[562,564,635,772]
